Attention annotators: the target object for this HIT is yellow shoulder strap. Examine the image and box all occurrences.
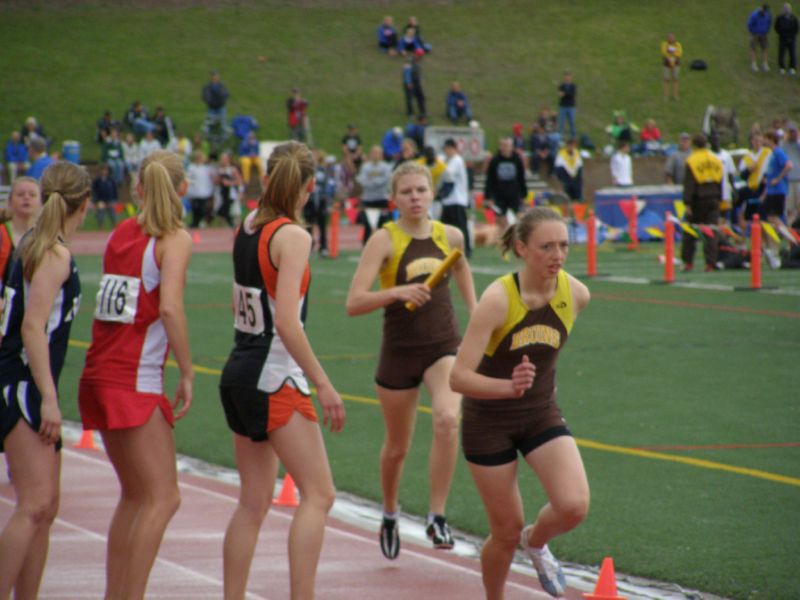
[379,222,411,290]
[485,274,528,357]
[549,270,575,334]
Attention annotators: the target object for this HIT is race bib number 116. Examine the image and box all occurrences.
[95,274,140,323]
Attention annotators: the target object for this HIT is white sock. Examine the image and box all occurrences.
[383,509,399,521]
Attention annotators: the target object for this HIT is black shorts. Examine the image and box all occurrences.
[763,194,786,218]
[1,379,62,452]
[493,196,521,216]
[375,343,458,390]
[462,396,570,466]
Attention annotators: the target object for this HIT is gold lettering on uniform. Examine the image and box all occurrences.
[406,257,442,282]
[509,325,561,350]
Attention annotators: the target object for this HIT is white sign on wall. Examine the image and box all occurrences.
[424,126,485,162]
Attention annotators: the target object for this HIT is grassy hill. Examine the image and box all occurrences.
[1,0,798,167]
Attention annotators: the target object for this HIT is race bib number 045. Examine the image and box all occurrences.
[95,274,140,323]
[234,283,265,334]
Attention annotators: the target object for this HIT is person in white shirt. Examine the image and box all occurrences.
[710,134,737,220]
[186,150,216,228]
[438,138,472,257]
[138,130,162,161]
[610,141,633,186]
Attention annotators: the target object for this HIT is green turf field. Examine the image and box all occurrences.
[57,243,798,600]
[1,1,798,161]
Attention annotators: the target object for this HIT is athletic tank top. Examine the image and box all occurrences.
[378,220,460,350]
[0,242,81,386]
[80,218,167,394]
[463,270,574,410]
[0,223,14,294]
[221,217,311,394]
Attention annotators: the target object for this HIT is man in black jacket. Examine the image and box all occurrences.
[202,70,230,121]
[485,137,527,231]
[775,3,799,74]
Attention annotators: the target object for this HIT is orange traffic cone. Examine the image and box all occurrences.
[73,429,98,451]
[274,474,299,507]
[583,557,627,600]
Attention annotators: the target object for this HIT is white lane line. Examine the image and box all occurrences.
[65,449,543,596]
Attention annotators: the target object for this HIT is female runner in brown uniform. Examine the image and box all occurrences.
[450,207,590,599]
[346,162,476,558]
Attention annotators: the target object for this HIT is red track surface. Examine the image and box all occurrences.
[0,445,582,599]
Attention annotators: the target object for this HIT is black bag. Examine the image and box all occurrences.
[690,59,708,71]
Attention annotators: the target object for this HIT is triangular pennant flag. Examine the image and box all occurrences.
[720,225,744,242]
[698,225,715,238]
[673,200,686,220]
[572,203,587,223]
[791,228,800,244]
[776,222,799,245]
[618,199,637,221]
[666,213,682,225]
[635,199,646,214]
[681,223,699,238]
[645,227,664,238]
[761,221,781,243]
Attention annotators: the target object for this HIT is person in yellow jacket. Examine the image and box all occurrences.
[661,33,683,101]
[682,133,723,272]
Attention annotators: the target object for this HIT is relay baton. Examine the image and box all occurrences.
[405,248,463,312]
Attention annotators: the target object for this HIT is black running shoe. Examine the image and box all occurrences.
[379,517,400,559]
[425,514,454,550]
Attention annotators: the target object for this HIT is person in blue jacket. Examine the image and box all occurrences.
[446,82,473,125]
[749,4,773,71]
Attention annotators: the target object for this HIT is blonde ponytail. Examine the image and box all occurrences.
[252,141,314,228]
[19,162,90,280]
[138,150,185,237]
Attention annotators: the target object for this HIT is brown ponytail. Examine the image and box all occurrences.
[500,206,564,258]
[138,150,185,237]
[252,141,315,228]
[20,162,90,280]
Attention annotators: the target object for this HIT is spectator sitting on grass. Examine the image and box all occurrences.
[20,116,47,148]
[96,110,121,143]
[403,15,431,52]
[382,126,404,162]
[152,106,174,147]
[606,110,639,147]
[121,132,142,178]
[138,130,162,161]
[4,131,29,183]
[446,81,473,124]
[529,123,554,177]
[91,164,118,229]
[638,118,663,155]
[398,26,424,55]
[123,100,156,137]
[377,15,398,55]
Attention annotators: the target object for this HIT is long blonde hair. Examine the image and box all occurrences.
[20,163,90,280]
[252,141,315,228]
[0,176,40,224]
[500,206,565,258]
[137,150,185,237]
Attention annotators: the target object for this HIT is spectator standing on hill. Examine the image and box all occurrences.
[96,110,121,143]
[439,138,472,257]
[26,138,55,181]
[749,4,773,71]
[760,130,794,267]
[238,131,264,188]
[356,146,393,245]
[403,50,427,117]
[664,132,692,184]
[91,164,118,229]
[485,137,528,230]
[610,141,633,187]
[555,138,584,201]
[378,15,399,55]
[287,88,309,142]
[780,121,800,224]
[681,133,723,272]
[775,3,799,74]
[557,71,577,139]
[202,70,229,122]
[737,131,772,227]
[5,131,29,183]
[661,33,683,101]
[446,81,473,124]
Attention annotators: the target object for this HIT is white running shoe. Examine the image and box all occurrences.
[520,526,566,597]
